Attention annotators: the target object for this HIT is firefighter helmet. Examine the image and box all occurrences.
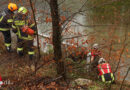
[18,7,28,14]
[8,3,18,11]
[92,43,99,49]
[98,58,106,64]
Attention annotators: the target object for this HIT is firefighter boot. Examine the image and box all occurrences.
[17,51,23,56]
[29,55,33,60]
[17,48,23,56]
[5,43,11,52]
[28,51,35,60]
[6,46,11,53]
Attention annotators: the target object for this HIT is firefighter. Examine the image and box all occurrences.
[87,43,101,71]
[12,7,36,60]
[0,3,18,52]
[97,58,114,83]
[91,43,101,63]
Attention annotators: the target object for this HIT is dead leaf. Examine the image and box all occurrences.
[118,39,120,43]
[126,49,128,53]
[128,32,130,36]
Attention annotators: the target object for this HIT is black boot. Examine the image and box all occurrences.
[29,55,33,60]
[17,51,23,57]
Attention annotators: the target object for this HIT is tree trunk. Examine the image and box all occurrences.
[50,0,66,79]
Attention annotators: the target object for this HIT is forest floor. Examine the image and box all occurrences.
[0,50,129,89]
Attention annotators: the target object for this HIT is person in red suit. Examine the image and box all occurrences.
[97,58,114,83]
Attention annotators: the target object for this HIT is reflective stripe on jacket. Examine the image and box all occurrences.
[15,24,34,40]
[13,14,36,40]
[0,28,10,31]
[97,63,112,76]
[0,8,14,31]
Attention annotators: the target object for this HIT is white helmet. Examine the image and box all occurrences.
[98,58,106,64]
[92,43,99,49]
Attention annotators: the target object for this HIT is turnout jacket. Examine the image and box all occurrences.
[97,63,112,76]
[97,63,114,83]
[0,8,14,31]
[12,14,36,40]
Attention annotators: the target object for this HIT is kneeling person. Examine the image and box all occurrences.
[97,58,114,83]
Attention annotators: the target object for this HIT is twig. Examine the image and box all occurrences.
[109,25,128,90]
[61,0,120,32]
[58,0,67,6]
[61,0,89,32]
[29,0,41,74]
[62,33,92,40]
[72,20,115,27]
[114,27,128,73]
[120,67,130,90]
[108,41,113,63]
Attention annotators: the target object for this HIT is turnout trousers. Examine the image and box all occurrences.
[0,30,11,52]
[17,36,35,60]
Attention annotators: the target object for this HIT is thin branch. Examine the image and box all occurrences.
[29,0,41,58]
[61,0,120,32]
[120,67,130,90]
[45,0,50,4]
[62,32,94,41]
[108,41,113,63]
[58,0,67,6]
[29,0,41,76]
[72,20,115,27]
[114,27,128,73]
[81,0,121,13]
[61,0,88,31]
[118,64,130,69]
[109,24,128,90]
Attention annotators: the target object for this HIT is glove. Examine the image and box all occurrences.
[22,25,34,35]
[21,25,28,32]
[27,28,35,35]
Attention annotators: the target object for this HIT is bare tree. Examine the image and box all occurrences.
[49,0,66,79]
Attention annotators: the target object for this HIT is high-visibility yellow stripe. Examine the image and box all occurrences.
[5,43,11,47]
[28,51,35,55]
[17,27,31,40]
[0,16,4,22]
[7,19,13,23]
[19,36,33,40]
[18,34,33,40]
[0,28,10,31]
[15,20,25,23]
[14,20,34,40]
[106,81,112,84]
[111,73,114,81]
[15,23,25,26]
[101,73,114,83]
[14,20,25,26]
[12,24,16,29]
[101,75,105,82]
[100,66,105,74]
[17,48,23,51]
[107,64,110,73]
[29,23,35,28]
